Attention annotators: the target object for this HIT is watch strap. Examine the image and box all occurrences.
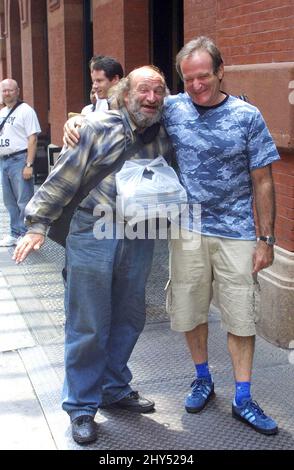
[258,235,275,245]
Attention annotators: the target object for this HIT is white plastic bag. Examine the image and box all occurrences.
[115,156,187,222]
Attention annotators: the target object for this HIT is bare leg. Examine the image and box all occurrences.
[185,323,209,364]
[184,323,215,413]
[227,332,255,382]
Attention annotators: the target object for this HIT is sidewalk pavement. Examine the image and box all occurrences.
[0,191,293,451]
[0,263,56,449]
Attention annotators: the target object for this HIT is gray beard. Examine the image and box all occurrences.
[127,94,162,128]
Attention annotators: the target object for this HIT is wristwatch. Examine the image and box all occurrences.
[258,235,276,246]
[25,162,33,168]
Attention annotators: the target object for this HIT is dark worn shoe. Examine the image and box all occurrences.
[102,391,155,413]
[71,415,97,444]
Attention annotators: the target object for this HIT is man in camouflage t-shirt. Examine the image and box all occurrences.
[163,36,280,436]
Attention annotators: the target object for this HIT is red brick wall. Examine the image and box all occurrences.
[185,0,217,43]
[184,0,294,65]
[47,0,84,144]
[273,156,294,252]
[124,0,149,73]
[93,0,125,65]
[20,1,49,135]
[93,0,149,74]
[184,0,294,251]
[216,0,294,65]
[21,22,33,103]
[47,1,67,144]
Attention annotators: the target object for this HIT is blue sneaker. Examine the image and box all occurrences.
[232,399,278,435]
[185,378,215,413]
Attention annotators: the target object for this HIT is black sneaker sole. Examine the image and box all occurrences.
[232,408,279,435]
[185,391,215,414]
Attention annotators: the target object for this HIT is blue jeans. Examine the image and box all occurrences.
[62,209,154,420]
[1,152,34,237]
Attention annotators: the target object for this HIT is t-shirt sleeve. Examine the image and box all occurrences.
[247,109,280,170]
[22,105,41,136]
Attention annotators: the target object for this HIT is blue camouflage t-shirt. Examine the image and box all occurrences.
[163,93,280,239]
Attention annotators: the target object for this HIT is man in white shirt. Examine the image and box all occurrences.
[64,56,124,146]
[88,56,124,112]
[0,78,41,246]
[81,88,96,115]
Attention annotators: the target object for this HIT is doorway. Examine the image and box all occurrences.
[150,0,183,94]
[83,0,93,104]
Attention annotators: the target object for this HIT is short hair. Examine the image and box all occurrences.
[176,36,223,80]
[90,56,124,80]
[89,55,105,70]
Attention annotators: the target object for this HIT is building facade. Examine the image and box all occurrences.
[0,0,293,345]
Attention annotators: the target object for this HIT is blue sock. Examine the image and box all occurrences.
[235,381,251,406]
[195,362,212,383]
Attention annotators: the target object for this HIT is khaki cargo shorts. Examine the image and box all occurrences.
[166,230,260,336]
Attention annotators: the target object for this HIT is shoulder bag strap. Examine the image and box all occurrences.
[0,100,23,132]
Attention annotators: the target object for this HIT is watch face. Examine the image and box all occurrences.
[259,235,275,245]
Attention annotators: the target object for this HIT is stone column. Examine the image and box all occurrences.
[92,0,149,74]
[47,0,84,144]
[257,247,294,349]
[20,0,49,134]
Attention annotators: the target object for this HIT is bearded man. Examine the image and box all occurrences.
[13,66,172,445]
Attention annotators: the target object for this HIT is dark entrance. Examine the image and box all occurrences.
[83,0,94,103]
[150,0,183,94]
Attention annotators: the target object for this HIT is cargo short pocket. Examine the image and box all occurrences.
[252,278,261,324]
[165,279,172,315]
